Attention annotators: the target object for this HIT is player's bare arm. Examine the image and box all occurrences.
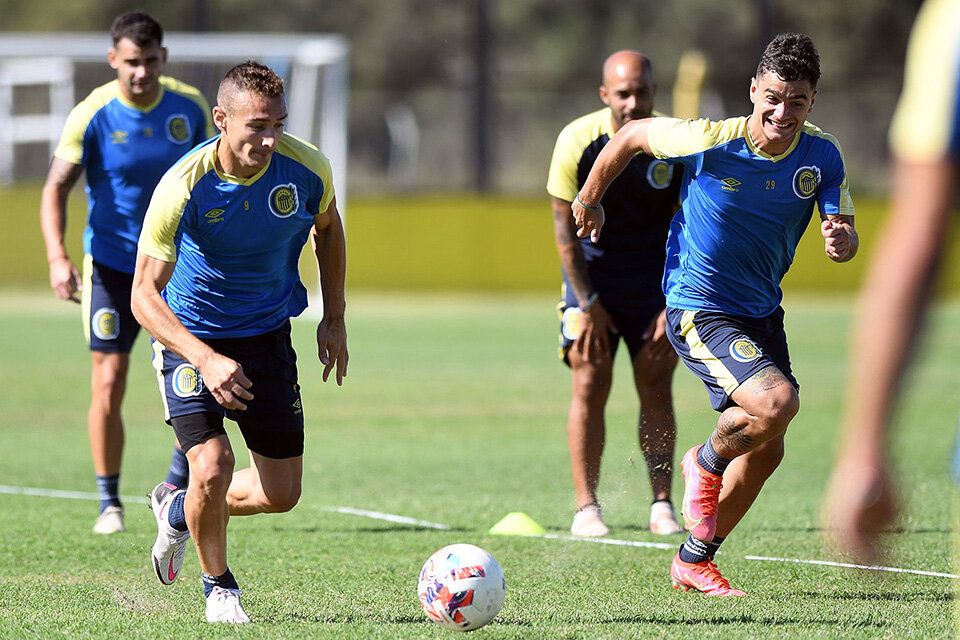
[551,196,611,363]
[572,118,655,242]
[130,251,253,409]
[820,213,858,262]
[312,197,348,385]
[39,158,85,302]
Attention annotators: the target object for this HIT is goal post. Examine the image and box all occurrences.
[0,31,349,210]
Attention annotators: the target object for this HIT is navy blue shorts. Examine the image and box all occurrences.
[558,283,664,365]
[82,256,141,353]
[664,306,799,411]
[152,321,304,459]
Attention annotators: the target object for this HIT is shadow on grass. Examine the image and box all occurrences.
[802,590,954,603]
[582,615,884,629]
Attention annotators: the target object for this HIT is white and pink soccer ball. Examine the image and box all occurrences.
[417,543,506,632]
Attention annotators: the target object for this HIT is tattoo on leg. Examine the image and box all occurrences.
[713,409,755,457]
[747,366,788,395]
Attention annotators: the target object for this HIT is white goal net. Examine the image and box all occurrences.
[0,31,349,209]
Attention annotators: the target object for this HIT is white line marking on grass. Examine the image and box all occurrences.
[745,555,959,579]
[320,505,451,530]
[0,484,149,504]
[3,484,955,579]
[536,533,676,550]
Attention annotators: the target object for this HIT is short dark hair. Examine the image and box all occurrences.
[218,61,285,106]
[756,33,821,87]
[110,12,163,48]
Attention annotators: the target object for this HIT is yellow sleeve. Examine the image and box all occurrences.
[138,144,215,262]
[53,82,118,165]
[546,109,611,202]
[278,134,336,213]
[889,0,960,161]
[647,117,746,159]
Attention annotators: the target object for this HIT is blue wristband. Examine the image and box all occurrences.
[581,292,599,311]
[575,195,600,211]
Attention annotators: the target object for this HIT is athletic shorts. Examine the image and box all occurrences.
[82,255,141,353]
[151,321,304,459]
[664,306,799,412]
[558,284,664,365]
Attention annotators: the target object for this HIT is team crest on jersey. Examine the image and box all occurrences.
[561,307,582,340]
[92,307,119,340]
[646,160,674,190]
[172,363,204,398]
[269,183,300,218]
[729,338,762,363]
[165,114,192,143]
[792,165,821,199]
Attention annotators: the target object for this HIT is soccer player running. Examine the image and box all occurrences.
[548,50,685,537]
[39,12,213,534]
[573,34,858,595]
[132,61,347,624]
[823,0,959,563]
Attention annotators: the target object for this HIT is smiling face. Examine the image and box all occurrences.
[213,90,287,178]
[748,71,817,156]
[108,37,166,105]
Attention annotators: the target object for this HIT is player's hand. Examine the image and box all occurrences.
[48,256,81,304]
[821,447,898,564]
[572,200,605,243]
[198,352,254,410]
[821,219,858,262]
[641,309,675,360]
[317,317,348,385]
[575,301,611,364]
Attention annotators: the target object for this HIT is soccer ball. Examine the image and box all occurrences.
[417,543,506,632]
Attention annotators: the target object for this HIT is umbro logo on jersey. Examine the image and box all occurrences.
[109,130,129,144]
[204,208,225,224]
[720,177,741,192]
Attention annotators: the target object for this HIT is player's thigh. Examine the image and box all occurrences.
[82,256,141,353]
[249,450,303,501]
[664,307,796,412]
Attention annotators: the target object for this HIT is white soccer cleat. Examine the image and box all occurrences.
[148,482,191,585]
[93,505,125,534]
[570,503,610,537]
[649,500,685,535]
[206,587,251,624]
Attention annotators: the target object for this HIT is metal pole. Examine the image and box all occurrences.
[474,0,492,193]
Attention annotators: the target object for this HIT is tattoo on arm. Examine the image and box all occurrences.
[552,201,593,303]
[45,159,83,194]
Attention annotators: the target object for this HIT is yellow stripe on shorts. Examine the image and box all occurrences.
[679,310,740,396]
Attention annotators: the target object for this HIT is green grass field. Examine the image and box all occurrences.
[0,290,956,638]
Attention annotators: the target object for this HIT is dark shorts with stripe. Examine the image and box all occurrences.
[558,285,664,365]
[83,258,141,353]
[152,321,304,459]
[664,306,799,411]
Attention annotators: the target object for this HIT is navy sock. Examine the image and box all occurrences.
[167,492,189,532]
[95,474,121,513]
[165,447,190,489]
[202,569,239,597]
[678,536,711,564]
[697,439,732,476]
[705,536,725,560]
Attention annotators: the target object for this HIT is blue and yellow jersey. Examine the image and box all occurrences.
[138,133,335,338]
[547,108,682,296]
[647,116,854,318]
[55,77,213,274]
[890,0,960,162]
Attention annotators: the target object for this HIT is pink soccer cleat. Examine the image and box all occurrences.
[670,553,746,596]
[679,445,722,541]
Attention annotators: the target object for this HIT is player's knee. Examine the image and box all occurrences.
[571,367,612,405]
[752,386,799,436]
[263,482,301,513]
[189,445,235,496]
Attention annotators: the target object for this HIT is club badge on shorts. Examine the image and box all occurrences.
[172,363,204,398]
[729,338,762,363]
[92,307,119,341]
